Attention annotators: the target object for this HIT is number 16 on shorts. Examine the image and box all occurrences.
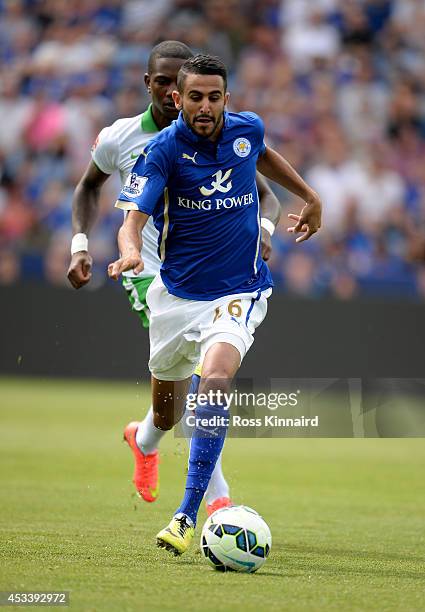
[213,298,244,323]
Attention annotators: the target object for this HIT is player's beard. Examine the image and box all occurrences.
[183,108,224,140]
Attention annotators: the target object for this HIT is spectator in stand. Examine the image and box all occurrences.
[0,0,423,300]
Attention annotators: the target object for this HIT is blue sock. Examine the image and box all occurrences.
[175,401,229,526]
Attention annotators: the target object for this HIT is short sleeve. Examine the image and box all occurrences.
[252,113,266,156]
[115,138,172,215]
[91,126,119,175]
[240,111,266,157]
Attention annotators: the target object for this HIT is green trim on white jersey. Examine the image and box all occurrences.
[122,275,155,328]
[141,104,159,133]
[91,105,161,278]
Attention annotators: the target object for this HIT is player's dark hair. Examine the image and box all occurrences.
[148,41,194,73]
[177,54,228,93]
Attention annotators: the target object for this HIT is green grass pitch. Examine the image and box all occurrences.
[1,378,424,611]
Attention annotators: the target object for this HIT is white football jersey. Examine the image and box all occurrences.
[91,105,160,278]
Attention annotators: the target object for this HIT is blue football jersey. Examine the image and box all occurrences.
[116,111,274,300]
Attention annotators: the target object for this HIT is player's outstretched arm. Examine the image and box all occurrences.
[257,147,322,243]
[256,172,281,261]
[108,211,149,280]
[67,162,110,289]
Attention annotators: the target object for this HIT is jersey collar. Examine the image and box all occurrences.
[141,104,159,133]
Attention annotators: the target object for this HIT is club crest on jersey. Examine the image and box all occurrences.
[199,169,233,196]
[123,173,148,197]
[233,137,251,158]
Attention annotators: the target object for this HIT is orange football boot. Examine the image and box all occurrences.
[123,421,159,502]
[206,496,232,516]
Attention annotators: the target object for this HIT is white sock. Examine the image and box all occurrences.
[135,406,166,455]
[179,406,195,441]
[204,452,230,505]
[180,408,230,504]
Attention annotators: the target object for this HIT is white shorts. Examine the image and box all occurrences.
[146,274,272,381]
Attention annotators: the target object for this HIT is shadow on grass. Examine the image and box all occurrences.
[176,559,286,578]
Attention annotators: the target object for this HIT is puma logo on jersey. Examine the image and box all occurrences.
[182,152,198,164]
[199,169,233,196]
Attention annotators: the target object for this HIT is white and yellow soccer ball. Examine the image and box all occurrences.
[200,505,272,573]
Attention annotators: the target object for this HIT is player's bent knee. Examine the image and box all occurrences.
[202,335,246,369]
[199,376,232,397]
[200,338,244,392]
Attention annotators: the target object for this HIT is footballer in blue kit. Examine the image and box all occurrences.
[68,41,283,517]
[109,54,322,556]
[117,110,273,300]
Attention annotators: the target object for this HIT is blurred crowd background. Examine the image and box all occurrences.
[1,0,425,299]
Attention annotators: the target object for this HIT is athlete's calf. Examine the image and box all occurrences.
[151,376,191,431]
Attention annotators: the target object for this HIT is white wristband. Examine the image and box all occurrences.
[261,218,275,236]
[71,233,88,255]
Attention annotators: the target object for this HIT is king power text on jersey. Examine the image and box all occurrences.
[177,191,254,211]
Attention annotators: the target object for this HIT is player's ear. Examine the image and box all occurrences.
[172,90,182,110]
[224,92,230,107]
[144,73,151,93]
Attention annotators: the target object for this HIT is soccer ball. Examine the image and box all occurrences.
[200,505,272,573]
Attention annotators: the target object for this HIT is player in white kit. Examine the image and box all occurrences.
[67,42,281,514]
